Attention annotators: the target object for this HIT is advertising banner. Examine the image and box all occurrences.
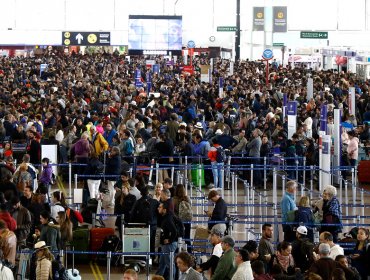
[253,7,265,31]
[273,6,287,33]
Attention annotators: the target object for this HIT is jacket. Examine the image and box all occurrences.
[40,223,61,251]
[180,267,203,280]
[105,154,121,177]
[231,261,253,280]
[209,197,227,230]
[208,144,221,162]
[92,132,109,157]
[0,229,17,265]
[36,257,52,280]
[103,129,117,146]
[39,164,53,185]
[309,257,337,280]
[12,205,32,242]
[347,137,359,159]
[281,192,296,222]
[211,247,237,280]
[160,212,177,244]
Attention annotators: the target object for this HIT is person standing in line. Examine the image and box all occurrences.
[281,180,297,242]
[258,223,275,273]
[176,251,202,280]
[208,138,224,189]
[211,235,237,280]
[206,190,227,232]
[231,248,253,280]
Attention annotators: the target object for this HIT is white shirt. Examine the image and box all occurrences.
[213,243,223,258]
[231,261,254,280]
[329,244,344,260]
[129,187,141,200]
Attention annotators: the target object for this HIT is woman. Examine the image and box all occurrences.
[39,158,53,188]
[134,135,146,156]
[153,183,163,201]
[175,251,202,280]
[273,241,295,275]
[39,210,61,252]
[114,185,136,236]
[173,184,192,252]
[71,132,91,178]
[50,191,66,220]
[320,185,343,243]
[13,163,32,192]
[3,142,13,158]
[34,241,54,280]
[350,227,369,280]
[105,146,121,207]
[84,150,104,200]
[56,211,73,250]
[295,196,314,242]
[347,130,359,167]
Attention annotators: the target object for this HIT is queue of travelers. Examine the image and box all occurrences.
[0,51,369,280]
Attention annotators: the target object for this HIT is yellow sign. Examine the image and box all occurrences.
[277,12,284,19]
[64,39,70,45]
[257,12,263,19]
[87,34,97,44]
[64,32,70,38]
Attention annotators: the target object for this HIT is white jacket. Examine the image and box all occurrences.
[231,261,253,280]
[0,263,14,280]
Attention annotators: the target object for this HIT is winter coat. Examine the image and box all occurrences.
[36,257,52,280]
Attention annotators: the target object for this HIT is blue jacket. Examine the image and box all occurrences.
[103,129,117,146]
[281,192,296,222]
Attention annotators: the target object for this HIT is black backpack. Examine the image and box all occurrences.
[216,146,226,163]
[132,198,152,224]
[51,259,68,280]
[173,215,185,238]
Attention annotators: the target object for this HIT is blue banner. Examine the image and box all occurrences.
[146,72,152,94]
[283,93,287,106]
[152,64,160,74]
[135,69,142,88]
[320,105,328,133]
[286,101,297,116]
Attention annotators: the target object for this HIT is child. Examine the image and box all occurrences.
[39,157,53,187]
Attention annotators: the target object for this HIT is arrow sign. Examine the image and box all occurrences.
[76,33,83,44]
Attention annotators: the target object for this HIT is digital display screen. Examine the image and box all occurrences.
[128,15,182,51]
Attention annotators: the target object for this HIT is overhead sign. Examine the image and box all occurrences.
[273,43,284,47]
[273,6,287,33]
[187,40,195,48]
[262,49,273,60]
[253,7,265,31]
[217,26,237,32]
[62,31,111,46]
[300,31,328,39]
[287,101,297,116]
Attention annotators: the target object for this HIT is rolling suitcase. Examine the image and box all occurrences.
[90,227,115,252]
[70,226,90,263]
[358,160,370,184]
[191,164,205,187]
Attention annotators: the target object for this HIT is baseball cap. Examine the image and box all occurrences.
[221,235,235,247]
[297,226,308,235]
[319,243,330,254]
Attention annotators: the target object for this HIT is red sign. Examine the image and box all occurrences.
[183,65,194,75]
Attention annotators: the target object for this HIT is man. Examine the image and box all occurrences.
[232,129,248,154]
[258,223,275,272]
[281,180,297,242]
[291,226,314,273]
[166,113,179,143]
[26,129,41,164]
[20,185,33,209]
[10,196,32,247]
[206,190,227,231]
[211,235,237,280]
[160,189,174,213]
[163,178,176,198]
[309,243,337,280]
[197,227,224,277]
[0,219,17,266]
[319,231,344,260]
[208,138,225,189]
[231,248,253,280]
[176,251,202,280]
[335,255,361,280]
[123,268,138,280]
[246,128,262,186]
[251,260,273,280]
[15,154,38,189]
[103,122,117,146]
[156,201,178,280]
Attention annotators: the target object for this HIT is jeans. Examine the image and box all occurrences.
[211,162,224,189]
[156,241,177,280]
[87,179,101,199]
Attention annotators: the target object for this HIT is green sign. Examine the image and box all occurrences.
[217,26,237,32]
[273,43,284,47]
[300,31,328,39]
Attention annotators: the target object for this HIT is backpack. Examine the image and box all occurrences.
[51,259,68,280]
[173,215,185,239]
[66,207,84,228]
[216,146,226,163]
[94,161,104,176]
[124,139,134,155]
[132,198,152,224]
[74,140,85,155]
[179,200,193,221]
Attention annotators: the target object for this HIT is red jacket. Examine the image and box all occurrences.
[208,144,221,162]
[0,211,17,231]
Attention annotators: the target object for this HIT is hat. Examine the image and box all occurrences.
[130,100,137,106]
[318,243,330,254]
[34,241,50,251]
[210,226,224,237]
[208,190,219,200]
[221,235,235,247]
[179,122,187,127]
[297,226,307,235]
[194,122,203,129]
[215,129,223,135]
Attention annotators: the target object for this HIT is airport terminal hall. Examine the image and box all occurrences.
[1,0,370,279]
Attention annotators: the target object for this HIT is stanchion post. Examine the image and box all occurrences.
[169,251,175,280]
[92,213,96,228]
[303,157,306,188]
[361,188,365,225]
[227,155,231,189]
[295,157,299,182]
[339,176,343,204]
[351,167,355,189]
[273,203,279,243]
[250,163,254,188]
[74,174,78,189]
[69,162,72,198]
[59,249,64,266]
[273,168,277,207]
[282,175,286,199]
[171,166,175,183]
[344,180,349,218]
[184,156,188,182]
[221,165,225,199]
[198,164,202,192]
[231,172,235,206]
[106,251,112,280]
[121,214,125,265]
[310,165,314,201]
[234,174,238,213]
[263,157,267,191]
[352,183,356,223]
[156,163,159,184]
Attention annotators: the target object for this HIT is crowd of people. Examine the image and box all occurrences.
[0,51,369,279]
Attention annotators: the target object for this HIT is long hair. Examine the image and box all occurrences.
[175,184,187,201]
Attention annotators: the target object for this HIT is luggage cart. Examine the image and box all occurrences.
[122,223,151,279]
